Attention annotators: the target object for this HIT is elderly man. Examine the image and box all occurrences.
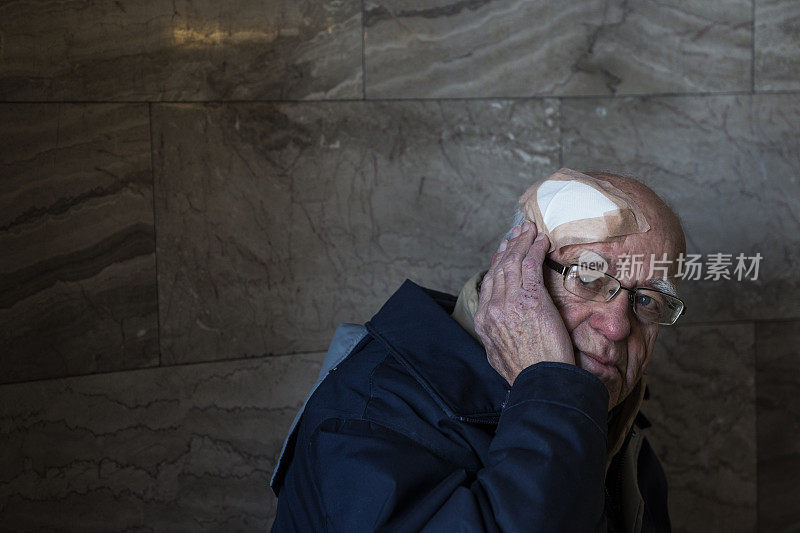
[270,169,684,532]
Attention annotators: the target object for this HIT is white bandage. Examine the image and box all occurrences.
[519,168,650,252]
[536,180,620,229]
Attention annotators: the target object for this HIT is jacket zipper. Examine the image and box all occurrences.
[454,414,501,425]
[606,426,635,530]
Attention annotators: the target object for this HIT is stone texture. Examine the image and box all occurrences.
[364,0,751,98]
[152,100,560,364]
[0,104,158,384]
[755,0,800,91]
[645,324,756,533]
[0,352,324,531]
[756,320,800,533]
[0,0,361,101]
[562,94,800,323]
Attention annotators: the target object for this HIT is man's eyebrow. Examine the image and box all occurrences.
[649,278,679,297]
[570,248,612,264]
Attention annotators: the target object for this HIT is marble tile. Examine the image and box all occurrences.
[562,94,800,323]
[364,0,751,98]
[0,0,361,101]
[755,0,800,91]
[0,104,158,384]
[645,324,756,533]
[152,100,560,363]
[0,352,324,531]
[756,320,800,533]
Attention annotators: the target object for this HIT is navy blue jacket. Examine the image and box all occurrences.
[271,280,670,532]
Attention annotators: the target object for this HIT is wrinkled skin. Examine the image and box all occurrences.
[474,174,685,411]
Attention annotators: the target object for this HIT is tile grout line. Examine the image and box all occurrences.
[361,0,367,100]
[4,90,800,107]
[751,0,756,93]
[676,317,800,327]
[2,317,797,389]
[752,319,760,531]
[558,98,564,168]
[0,351,329,389]
[148,102,162,368]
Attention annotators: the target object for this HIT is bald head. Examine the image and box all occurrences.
[507,170,685,256]
[583,171,686,259]
[504,169,687,291]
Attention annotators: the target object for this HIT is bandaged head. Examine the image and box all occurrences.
[518,168,651,252]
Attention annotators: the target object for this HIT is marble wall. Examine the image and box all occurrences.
[1,1,797,531]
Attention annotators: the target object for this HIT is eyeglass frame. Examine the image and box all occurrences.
[543,256,687,326]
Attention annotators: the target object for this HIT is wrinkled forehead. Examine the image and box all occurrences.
[554,174,685,263]
[519,169,652,254]
[582,171,686,256]
[554,230,684,281]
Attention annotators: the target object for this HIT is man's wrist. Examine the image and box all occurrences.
[505,361,609,435]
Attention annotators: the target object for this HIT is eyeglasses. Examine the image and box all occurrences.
[543,257,686,326]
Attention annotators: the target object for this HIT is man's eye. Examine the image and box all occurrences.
[578,276,603,288]
[636,294,659,310]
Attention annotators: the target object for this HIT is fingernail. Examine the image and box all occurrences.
[498,239,508,251]
[534,233,546,243]
[521,221,531,232]
[511,225,522,237]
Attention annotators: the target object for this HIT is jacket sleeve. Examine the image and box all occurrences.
[276,362,610,533]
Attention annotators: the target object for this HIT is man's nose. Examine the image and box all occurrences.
[588,291,632,342]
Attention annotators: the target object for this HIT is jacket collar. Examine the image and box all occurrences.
[366,279,510,420]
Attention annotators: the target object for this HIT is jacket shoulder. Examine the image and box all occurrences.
[270,324,384,494]
[305,329,462,458]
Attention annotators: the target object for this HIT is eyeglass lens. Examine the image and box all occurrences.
[564,266,683,325]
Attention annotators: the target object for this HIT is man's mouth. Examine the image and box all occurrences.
[575,349,620,380]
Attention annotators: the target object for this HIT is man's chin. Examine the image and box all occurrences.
[575,350,621,409]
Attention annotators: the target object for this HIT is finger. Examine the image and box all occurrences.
[521,232,551,290]
[491,239,507,268]
[487,238,509,301]
[501,221,536,291]
[477,238,507,315]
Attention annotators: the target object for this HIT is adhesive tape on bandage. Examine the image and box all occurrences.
[518,168,650,252]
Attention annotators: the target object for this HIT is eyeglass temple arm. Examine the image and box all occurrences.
[543,256,568,275]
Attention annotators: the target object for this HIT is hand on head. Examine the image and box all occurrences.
[474,221,575,387]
